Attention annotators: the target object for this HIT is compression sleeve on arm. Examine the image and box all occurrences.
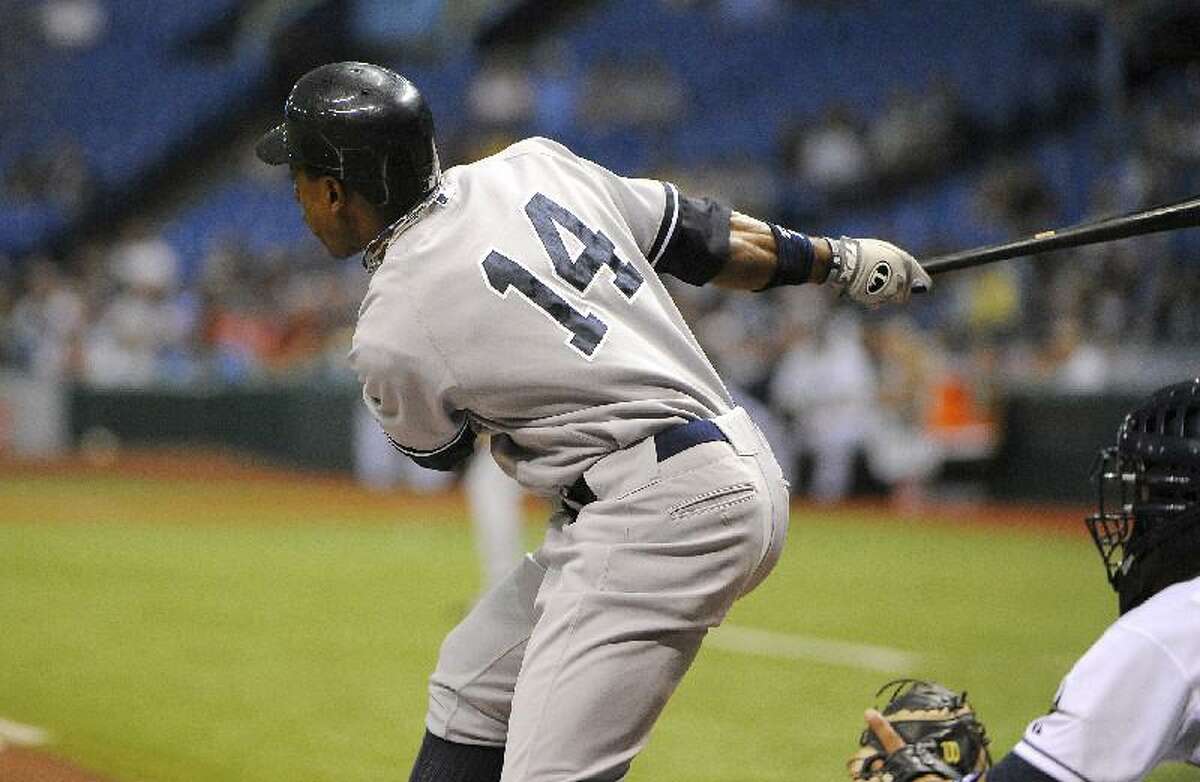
[651,190,732,286]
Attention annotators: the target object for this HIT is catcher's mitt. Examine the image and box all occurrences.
[847,679,991,782]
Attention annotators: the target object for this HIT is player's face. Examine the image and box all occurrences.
[291,168,361,258]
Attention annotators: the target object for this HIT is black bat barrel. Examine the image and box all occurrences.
[922,195,1200,276]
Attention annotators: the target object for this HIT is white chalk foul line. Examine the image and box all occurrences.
[708,624,923,674]
[0,718,50,746]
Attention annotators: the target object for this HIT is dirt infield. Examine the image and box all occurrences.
[0,745,109,782]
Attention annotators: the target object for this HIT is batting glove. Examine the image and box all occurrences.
[827,237,932,307]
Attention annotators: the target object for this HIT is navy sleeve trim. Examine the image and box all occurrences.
[386,418,476,471]
[648,182,680,265]
[1003,742,1089,782]
[653,192,732,286]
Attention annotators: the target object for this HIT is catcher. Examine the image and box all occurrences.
[851,381,1200,782]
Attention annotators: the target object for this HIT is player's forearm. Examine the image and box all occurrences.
[711,211,832,291]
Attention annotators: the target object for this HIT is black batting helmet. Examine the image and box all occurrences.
[256,61,440,214]
[1087,378,1200,613]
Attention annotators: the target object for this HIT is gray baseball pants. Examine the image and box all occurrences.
[424,407,790,781]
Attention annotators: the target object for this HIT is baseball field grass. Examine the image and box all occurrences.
[1,457,1194,782]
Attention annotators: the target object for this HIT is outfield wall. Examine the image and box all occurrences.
[63,384,1139,502]
[68,384,359,473]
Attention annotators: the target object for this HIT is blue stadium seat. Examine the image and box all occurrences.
[0,1,265,256]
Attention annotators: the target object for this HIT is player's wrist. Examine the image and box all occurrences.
[760,224,824,289]
[813,236,834,284]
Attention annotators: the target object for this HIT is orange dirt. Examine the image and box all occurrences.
[0,745,110,782]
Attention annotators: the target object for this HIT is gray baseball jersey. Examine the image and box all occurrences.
[350,136,733,493]
[1013,574,1200,781]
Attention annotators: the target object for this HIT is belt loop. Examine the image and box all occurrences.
[713,407,761,456]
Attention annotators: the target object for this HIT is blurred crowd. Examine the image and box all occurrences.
[4,0,1200,500]
[0,226,363,390]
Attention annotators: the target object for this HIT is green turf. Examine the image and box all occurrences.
[0,474,1194,781]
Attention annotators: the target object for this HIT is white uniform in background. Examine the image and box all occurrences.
[351,137,789,781]
[463,441,525,591]
[1013,574,1200,781]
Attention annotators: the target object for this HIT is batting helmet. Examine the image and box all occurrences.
[1088,378,1200,613]
[256,61,440,214]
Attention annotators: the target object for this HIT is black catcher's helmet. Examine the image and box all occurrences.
[256,62,440,213]
[1087,379,1200,613]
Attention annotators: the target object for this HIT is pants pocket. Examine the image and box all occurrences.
[668,482,757,520]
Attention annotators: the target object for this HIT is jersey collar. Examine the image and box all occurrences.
[361,179,455,275]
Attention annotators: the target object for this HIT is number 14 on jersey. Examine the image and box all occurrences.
[481,192,644,359]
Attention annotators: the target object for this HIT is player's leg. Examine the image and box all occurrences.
[500,410,790,781]
[464,444,525,591]
[410,546,550,781]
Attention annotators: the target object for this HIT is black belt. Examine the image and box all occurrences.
[561,419,728,513]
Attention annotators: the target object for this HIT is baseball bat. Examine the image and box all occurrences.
[921,194,1200,276]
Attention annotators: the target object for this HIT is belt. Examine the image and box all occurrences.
[561,419,728,514]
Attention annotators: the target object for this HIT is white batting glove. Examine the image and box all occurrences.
[827,236,932,307]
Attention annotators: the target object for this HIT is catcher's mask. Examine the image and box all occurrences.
[1087,379,1200,614]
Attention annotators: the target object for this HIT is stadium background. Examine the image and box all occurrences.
[1,0,1197,780]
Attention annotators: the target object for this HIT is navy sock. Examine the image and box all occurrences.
[408,731,505,782]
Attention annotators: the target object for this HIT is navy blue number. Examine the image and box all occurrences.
[524,193,643,298]
[482,193,642,358]
[482,250,607,356]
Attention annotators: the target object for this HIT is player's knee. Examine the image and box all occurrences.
[426,651,518,746]
[426,593,533,744]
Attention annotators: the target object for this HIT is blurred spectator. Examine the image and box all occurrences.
[869,79,968,183]
[783,105,871,195]
[864,317,945,507]
[579,55,685,131]
[82,227,192,387]
[468,49,536,131]
[963,267,1022,339]
[691,294,779,397]
[769,308,877,502]
[8,258,85,380]
[37,0,107,49]
[977,159,1057,235]
[1040,318,1110,393]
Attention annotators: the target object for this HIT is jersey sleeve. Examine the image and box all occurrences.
[1011,622,1190,782]
[349,332,476,471]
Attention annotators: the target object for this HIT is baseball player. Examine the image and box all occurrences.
[257,61,931,781]
[861,379,1200,782]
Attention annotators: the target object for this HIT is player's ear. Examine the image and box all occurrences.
[322,176,347,211]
